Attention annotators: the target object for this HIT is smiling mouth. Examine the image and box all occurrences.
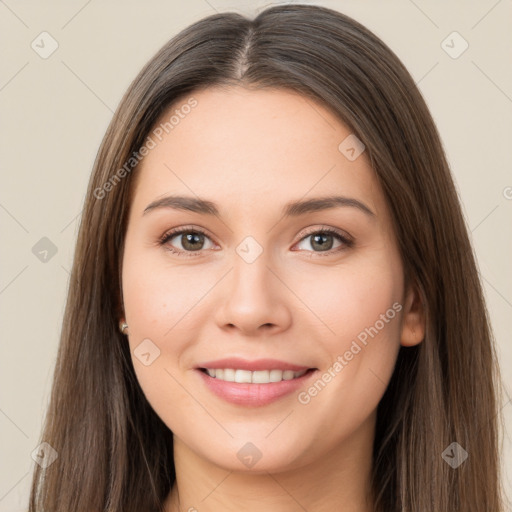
[199,367,316,384]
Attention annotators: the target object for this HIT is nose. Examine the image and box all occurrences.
[213,250,292,337]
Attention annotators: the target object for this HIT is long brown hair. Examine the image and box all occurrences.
[28,4,506,511]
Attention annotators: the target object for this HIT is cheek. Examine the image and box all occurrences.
[291,255,403,349]
[121,249,210,425]
[121,246,222,405]
[122,246,210,339]
[291,252,404,410]
[290,260,403,446]
[276,257,405,465]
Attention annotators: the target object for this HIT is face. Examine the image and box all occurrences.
[121,86,421,473]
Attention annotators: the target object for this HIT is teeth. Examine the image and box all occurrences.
[223,368,236,381]
[204,368,308,383]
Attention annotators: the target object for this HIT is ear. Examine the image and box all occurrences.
[400,283,426,347]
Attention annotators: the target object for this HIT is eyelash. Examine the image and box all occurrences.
[158,225,354,258]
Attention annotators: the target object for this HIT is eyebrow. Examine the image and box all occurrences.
[143,194,375,218]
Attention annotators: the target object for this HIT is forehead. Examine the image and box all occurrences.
[131,86,384,219]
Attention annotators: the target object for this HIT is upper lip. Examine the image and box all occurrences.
[196,357,314,372]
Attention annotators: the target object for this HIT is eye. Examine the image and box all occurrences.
[159,226,215,257]
[159,225,353,258]
[293,226,353,256]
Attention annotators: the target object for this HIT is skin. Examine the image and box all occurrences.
[120,86,425,512]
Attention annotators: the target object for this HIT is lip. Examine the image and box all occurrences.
[196,357,312,372]
[196,367,318,407]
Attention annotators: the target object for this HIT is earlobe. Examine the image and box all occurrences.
[400,284,426,347]
[119,320,129,335]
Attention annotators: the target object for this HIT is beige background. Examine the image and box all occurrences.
[1,0,511,509]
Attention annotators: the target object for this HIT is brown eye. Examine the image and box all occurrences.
[308,232,335,251]
[160,228,215,256]
[295,228,353,254]
[174,231,206,251]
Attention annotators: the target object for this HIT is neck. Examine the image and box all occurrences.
[164,412,376,512]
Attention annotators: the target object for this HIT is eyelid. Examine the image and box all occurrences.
[295,225,353,245]
[158,224,212,244]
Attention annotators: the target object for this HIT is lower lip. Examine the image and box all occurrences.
[196,368,317,407]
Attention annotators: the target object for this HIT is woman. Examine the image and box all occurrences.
[28,4,505,511]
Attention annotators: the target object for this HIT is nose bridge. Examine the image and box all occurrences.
[213,233,292,334]
[230,237,275,305]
